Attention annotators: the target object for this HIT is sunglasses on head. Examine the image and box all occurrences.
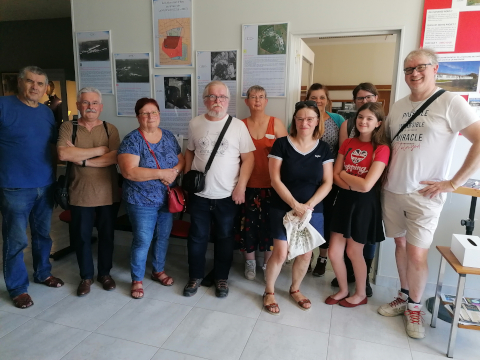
[295,100,317,108]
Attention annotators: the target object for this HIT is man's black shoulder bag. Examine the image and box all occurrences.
[54,121,78,210]
[182,115,232,193]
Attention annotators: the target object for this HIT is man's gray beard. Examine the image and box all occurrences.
[207,109,227,118]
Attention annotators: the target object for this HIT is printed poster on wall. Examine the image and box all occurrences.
[154,74,192,137]
[76,31,114,94]
[421,0,480,111]
[241,22,288,97]
[436,53,480,93]
[423,9,459,52]
[152,0,192,67]
[196,50,237,117]
[114,53,151,116]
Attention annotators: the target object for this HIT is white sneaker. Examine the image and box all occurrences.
[404,302,425,339]
[262,263,267,283]
[244,260,256,280]
[377,291,408,317]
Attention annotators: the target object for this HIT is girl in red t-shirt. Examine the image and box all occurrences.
[325,102,391,308]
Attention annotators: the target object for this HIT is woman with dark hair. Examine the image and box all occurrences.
[263,101,333,315]
[341,82,379,138]
[118,98,185,299]
[326,102,390,307]
[334,82,380,296]
[304,83,346,277]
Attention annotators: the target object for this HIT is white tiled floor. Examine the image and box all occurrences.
[1,208,480,360]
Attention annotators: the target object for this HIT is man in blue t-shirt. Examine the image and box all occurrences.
[0,66,64,309]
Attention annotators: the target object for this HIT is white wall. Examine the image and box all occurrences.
[71,0,423,138]
[71,0,480,291]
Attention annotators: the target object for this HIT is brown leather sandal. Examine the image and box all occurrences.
[13,293,34,309]
[151,271,174,286]
[263,292,280,316]
[290,289,311,311]
[131,281,144,299]
[35,276,64,288]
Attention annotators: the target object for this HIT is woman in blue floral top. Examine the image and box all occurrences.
[118,98,185,299]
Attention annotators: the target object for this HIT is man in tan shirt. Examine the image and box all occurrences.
[57,87,120,296]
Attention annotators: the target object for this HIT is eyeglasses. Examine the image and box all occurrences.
[295,100,317,108]
[248,95,266,100]
[139,111,159,117]
[355,95,376,102]
[80,101,100,106]
[403,63,432,75]
[295,116,318,123]
[204,95,229,102]
[308,96,327,101]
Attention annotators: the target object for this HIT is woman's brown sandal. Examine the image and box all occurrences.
[290,289,311,311]
[263,292,280,316]
[131,281,144,299]
[151,271,174,286]
[13,293,34,309]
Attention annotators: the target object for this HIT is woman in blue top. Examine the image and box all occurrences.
[118,98,185,299]
[305,84,346,277]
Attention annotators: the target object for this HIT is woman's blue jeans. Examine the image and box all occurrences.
[126,203,173,281]
[1,184,54,298]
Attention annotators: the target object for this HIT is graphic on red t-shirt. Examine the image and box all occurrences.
[339,138,390,179]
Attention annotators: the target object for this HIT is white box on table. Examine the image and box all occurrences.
[451,234,480,268]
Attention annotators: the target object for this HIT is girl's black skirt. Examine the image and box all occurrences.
[330,187,385,245]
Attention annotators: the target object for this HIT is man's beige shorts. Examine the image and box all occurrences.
[382,190,446,249]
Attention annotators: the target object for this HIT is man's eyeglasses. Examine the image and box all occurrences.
[139,111,159,117]
[355,95,376,102]
[204,95,229,102]
[295,100,317,108]
[403,63,432,75]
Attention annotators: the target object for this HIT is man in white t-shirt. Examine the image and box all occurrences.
[378,49,480,339]
[183,81,255,298]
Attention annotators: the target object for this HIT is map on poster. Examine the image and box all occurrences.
[152,0,192,67]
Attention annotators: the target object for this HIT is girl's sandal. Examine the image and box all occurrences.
[151,271,174,286]
[131,281,144,299]
[263,292,280,316]
[290,288,311,311]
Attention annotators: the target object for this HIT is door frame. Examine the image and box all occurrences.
[285,27,405,281]
[286,27,405,129]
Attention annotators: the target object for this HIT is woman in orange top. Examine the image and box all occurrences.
[236,85,288,281]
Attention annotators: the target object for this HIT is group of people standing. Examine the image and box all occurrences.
[1,47,479,342]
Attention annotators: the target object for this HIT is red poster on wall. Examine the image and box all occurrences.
[420,0,480,109]
[421,0,480,54]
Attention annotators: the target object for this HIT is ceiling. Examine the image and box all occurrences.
[0,0,71,22]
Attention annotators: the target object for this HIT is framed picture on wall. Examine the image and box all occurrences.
[1,73,18,96]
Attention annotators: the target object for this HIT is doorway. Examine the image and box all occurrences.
[287,29,402,285]
[287,29,403,124]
